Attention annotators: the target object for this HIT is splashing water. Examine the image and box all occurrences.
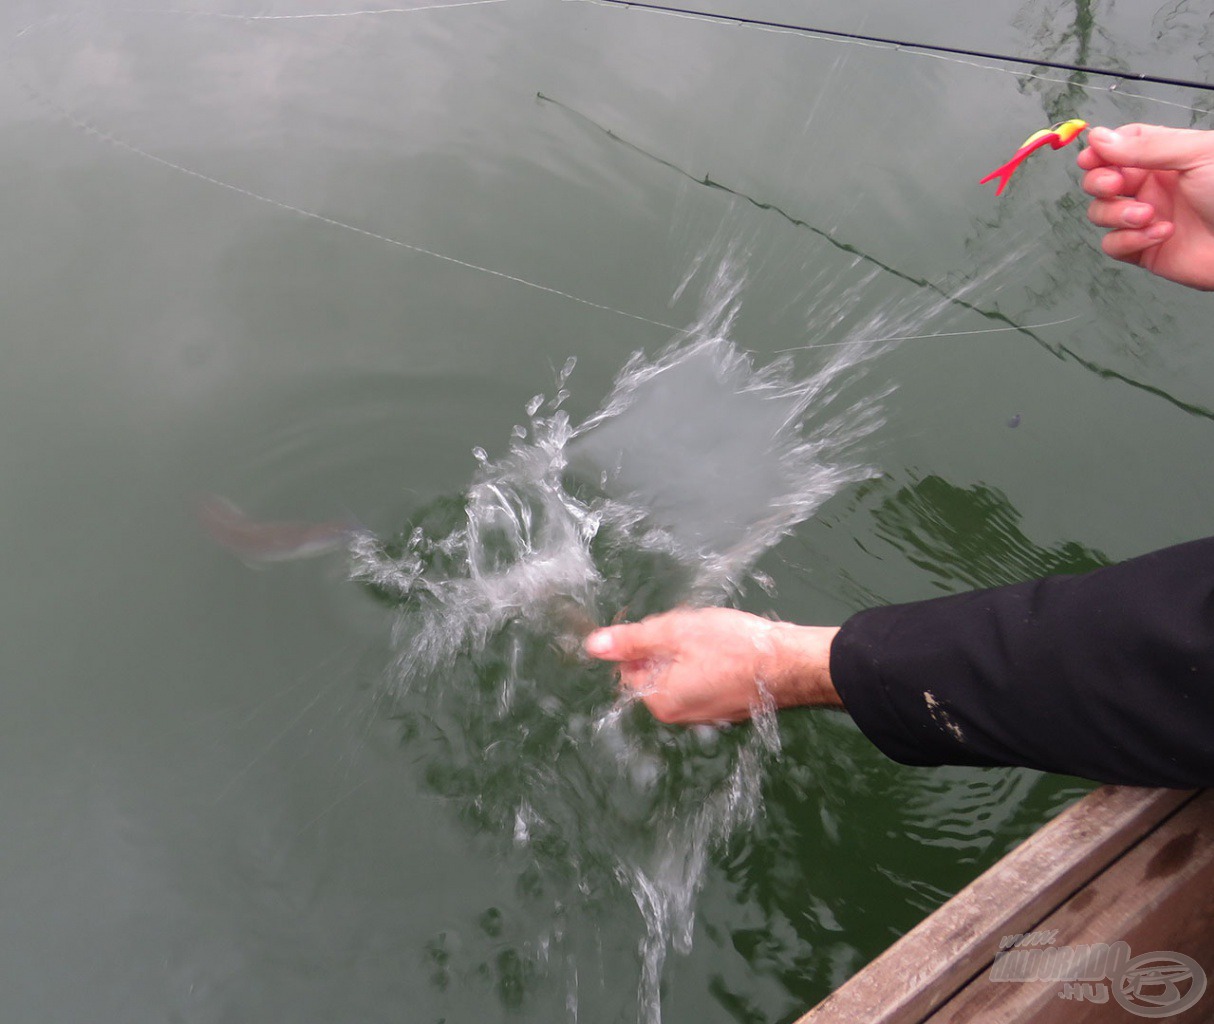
[337,253,1018,1021]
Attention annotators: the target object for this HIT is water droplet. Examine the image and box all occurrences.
[751,570,776,595]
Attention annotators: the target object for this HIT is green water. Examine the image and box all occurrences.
[3,2,1212,1021]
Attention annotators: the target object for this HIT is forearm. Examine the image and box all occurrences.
[828,536,1214,788]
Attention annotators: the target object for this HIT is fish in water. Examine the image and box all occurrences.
[197,495,358,563]
[200,491,604,657]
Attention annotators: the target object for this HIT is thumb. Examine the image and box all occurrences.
[1088,124,1214,172]
[584,620,668,662]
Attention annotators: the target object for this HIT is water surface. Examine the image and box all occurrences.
[2,2,1212,1021]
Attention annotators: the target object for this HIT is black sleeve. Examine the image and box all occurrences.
[829,535,1214,788]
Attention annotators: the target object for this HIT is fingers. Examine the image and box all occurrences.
[584,618,670,663]
[1079,123,1204,204]
[1086,197,1156,229]
[1080,127,1167,245]
[618,660,675,708]
[1077,125,1152,171]
[1076,144,1105,172]
[1081,164,1151,200]
[1083,172,1175,261]
[1086,124,1214,172]
[1099,222,1175,264]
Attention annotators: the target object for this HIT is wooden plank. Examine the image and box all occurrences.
[795,785,1197,1024]
[926,788,1214,1024]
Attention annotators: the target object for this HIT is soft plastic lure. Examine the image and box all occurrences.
[980,119,1088,195]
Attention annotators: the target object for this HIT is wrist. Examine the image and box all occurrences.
[764,622,843,710]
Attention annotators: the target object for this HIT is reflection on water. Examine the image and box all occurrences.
[866,473,1110,592]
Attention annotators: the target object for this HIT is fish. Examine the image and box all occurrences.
[197,495,357,563]
[980,118,1087,196]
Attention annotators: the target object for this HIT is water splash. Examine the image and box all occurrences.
[624,693,781,1023]
[339,252,1011,1020]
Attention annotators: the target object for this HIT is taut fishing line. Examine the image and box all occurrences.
[571,0,1214,116]
[7,7,1083,348]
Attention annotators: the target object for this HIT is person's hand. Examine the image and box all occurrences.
[1078,123,1214,290]
[583,608,841,724]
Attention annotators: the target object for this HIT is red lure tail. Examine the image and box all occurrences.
[979,160,1022,196]
[980,120,1088,195]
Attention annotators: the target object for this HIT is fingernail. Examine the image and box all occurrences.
[1146,222,1171,240]
[584,631,612,656]
[1091,127,1123,146]
[1125,204,1151,227]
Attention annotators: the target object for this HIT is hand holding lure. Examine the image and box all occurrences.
[980,119,1088,195]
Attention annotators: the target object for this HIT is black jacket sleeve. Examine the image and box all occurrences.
[830,535,1214,788]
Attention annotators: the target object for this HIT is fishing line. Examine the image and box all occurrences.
[122,0,508,21]
[29,91,687,335]
[7,13,689,334]
[536,91,1214,423]
[775,315,1083,353]
[896,52,1205,116]
[582,0,1214,96]
[8,8,1188,371]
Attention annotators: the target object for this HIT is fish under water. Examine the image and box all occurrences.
[197,495,358,564]
[188,236,1033,1021]
[197,335,881,665]
[192,302,944,1022]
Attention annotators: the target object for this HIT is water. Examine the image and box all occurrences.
[4,1,1214,1022]
[276,249,1037,1022]
[340,271,861,1022]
